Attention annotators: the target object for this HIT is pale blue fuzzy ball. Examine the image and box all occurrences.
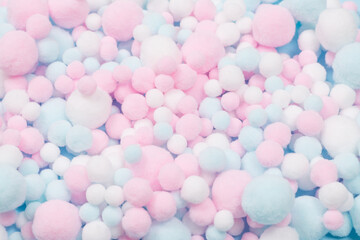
[264,167,283,177]
[115,49,131,63]
[153,122,173,141]
[39,169,58,185]
[333,153,360,180]
[121,56,142,71]
[224,149,241,170]
[124,144,142,164]
[242,175,295,225]
[236,47,260,72]
[343,175,360,194]
[248,108,268,127]
[100,61,118,71]
[9,232,22,240]
[25,174,45,201]
[143,12,167,34]
[304,95,323,112]
[0,165,26,213]
[113,168,133,187]
[294,136,322,160]
[212,110,231,130]
[265,104,283,123]
[0,23,15,38]
[330,212,353,238]
[37,38,60,64]
[45,61,67,83]
[0,7,7,23]
[281,0,326,24]
[66,125,93,153]
[143,218,191,240]
[47,120,72,147]
[171,191,187,209]
[218,56,237,69]
[48,27,74,57]
[199,147,227,172]
[205,225,226,240]
[243,0,260,11]
[199,97,222,119]
[33,98,67,136]
[102,206,123,227]
[62,47,83,65]
[45,180,71,201]
[350,195,360,236]
[83,57,100,75]
[158,24,176,39]
[19,159,39,176]
[265,76,284,93]
[333,43,360,89]
[79,203,100,223]
[238,126,263,151]
[176,29,192,45]
[25,201,41,221]
[291,196,327,240]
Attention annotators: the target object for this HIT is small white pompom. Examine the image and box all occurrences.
[216,22,241,46]
[167,134,187,155]
[21,102,41,121]
[281,153,309,180]
[302,63,326,82]
[259,52,283,78]
[223,0,246,21]
[214,210,234,232]
[330,84,356,109]
[85,13,102,31]
[76,31,101,57]
[82,220,111,240]
[40,143,60,163]
[260,226,299,240]
[318,182,349,209]
[244,86,263,104]
[298,30,320,52]
[219,65,245,91]
[104,185,125,207]
[181,175,209,204]
[52,156,70,176]
[0,145,23,168]
[146,89,164,108]
[2,90,29,114]
[204,79,223,97]
[86,184,106,205]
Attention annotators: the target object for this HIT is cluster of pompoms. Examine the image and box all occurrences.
[1,0,360,239]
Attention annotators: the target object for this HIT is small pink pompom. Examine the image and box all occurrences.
[26,14,52,39]
[105,113,131,139]
[310,159,338,187]
[123,177,153,207]
[19,127,44,154]
[256,140,284,167]
[48,0,89,29]
[176,114,202,141]
[27,76,54,103]
[296,110,324,136]
[189,198,217,226]
[158,162,185,191]
[264,122,291,147]
[146,191,177,221]
[323,210,344,230]
[122,208,152,239]
[63,165,90,193]
[122,94,149,121]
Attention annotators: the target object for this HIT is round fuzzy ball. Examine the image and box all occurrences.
[318,182,348,210]
[146,191,177,222]
[143,218,191,240]
[333,42,360,89]
[323,210,344,231]
[102,0,143,41]
[242,175,294,225]
[0,165,26,213]
[260,226,299,240]
[0,31,38,76]
[123,177,153,207]
[82,220,111,240]
[48,0,89,29]
[122,207,152,239]
[181,175,209,204]
[252,4,295,47]
[26,14,52,39]
[32,200,81,240]
[280,0,326,24]
[255,140,284,167]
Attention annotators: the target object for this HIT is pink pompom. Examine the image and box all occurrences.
[175,114,202,141]
[4,76,28,92]
[193,0,216,21]
[122,208,152,239]
[92,69,117,93]
[2,129,20,146]
[87,129,109,155]
[32,200,81,240]
[296,110,324,136]
[63,165,90,193]
[19,127,44,154]
[122,94,149,121]
[155,74,174,93]
[7,115,27,130]
[294,72,313,88]
[158,162,185,191]
[26,14,52,39]
[146,191,177,221]
[247,216,264,229]
[113,65,133,84]
[189,198,217,226]
[48,0,89,29]
[252,4,295,47]
[298,50,317,66]
[100,37,118,61]
[132,67,155,93]
[7,0,49,30]
[177,95,198,115]
[195,20,218,35]
[156,56,177,75]
[0,211,16,227]
[263,122,291,147]
[77,76,97,96]
[66,61,85,80]
[323,210,344,230]
[21,222,36,240]
[320,96,339,119]
[282,59,301,81]
[123,177,153,207]
[256,140,284,167]
[173,64,197,91]
[27,76,53,103]
[0,31,38,76]
[54,75,74,95]
[226,117,242,137]
[102,0,143,41]
[221,92,240,112]
[199,118,213,137]
[174,153,200,177]
[105,114,131,139]
[310,159,338,187]
[241,232,259,240]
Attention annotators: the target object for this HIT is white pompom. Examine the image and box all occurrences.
[302,63,326,82]
[204,79,223,97]
[180,16,198,31]
[21,102,41,122]
[214,210,234,232]
[216,22,241,46]
[338,192,354,212]
[82,220,111,240]
[311,81,330,96]
[168,0,194,21]
[298,30,320,52]
[87,155,114,184]
[76,31,101,57]
[281,153,309,180]
[236,17,252,34]
[260,226,299,240]
[85,13,102,31]
[133,24,152,42]
[2,90,29,114]
[318,182,349,209]
[146,89,164,108]
[86,184,106,205]
[290,85,310,104]
[0,145,23,168]
[282,105,303,131]
[219,65,245,91]
[40,143,60,163]
[153,107,173,123]
[206,133,230,150]
[244,86,263,104]
[52,156,70,176]
[167,134,187,154]
[259,52,283,78]
[223,0,246,21]
[272,89,291,108]
[104,185,125,207]
[330,84,356,109]
[181,175,209,204]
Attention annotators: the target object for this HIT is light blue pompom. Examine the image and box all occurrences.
[37,38,60,64]
[199,147,227,172]
[333,153,360,180]
[265,76,284,93]
[45,61,67,83]
[333,43,360,89]
[45,180,71,201]
[124,144,142,164]
[330,212,353,238]
[48,27,74,57]
[0,23,15,38]
[291,196,327,240]
[224,149,241,170]
[113,168,133,187]
[79,203,100,223]
[343,175,360,195]
[19,159,39,176]
[212,111,231,130]
[115,49,131,63]
[171,191,187,209]
[236,47,260,72]
[153,122,173,141]
[39,169,58,185]
[242,175,294,225]
[304,95,323,112]
[294,136,322,160]
[218,56,237,69]
[205,225,226,240]
[143,12,167,34]
[121,56,142,71]
[199,97,222,119]
[243,0,260,11]
[350,195,360,236]
[176,29,192,45]
[9,232,23,240]
[100,61,118,71]
[102,206,123,227]
[248,108,267,127]
[238,126,263,151]
[66,125,93,153]
[265,104,283,123]
[25,201,41,221]
[83,57,100,75]
[281,0,326,24]
[25,174,45,201]
[158,24,176,39]
[47,120,72,147]
[62,47,83,65]
[143,218,191,240]
[0,165,26,213]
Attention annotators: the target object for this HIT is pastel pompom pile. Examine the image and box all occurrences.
[1,0,360,240]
